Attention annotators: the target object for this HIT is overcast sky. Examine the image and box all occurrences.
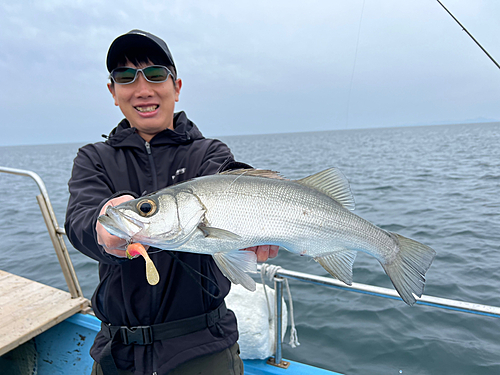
[1,0,499,146]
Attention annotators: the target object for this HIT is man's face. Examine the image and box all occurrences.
[108,60,182,142]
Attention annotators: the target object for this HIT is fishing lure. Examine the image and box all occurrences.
[126,243,160,285]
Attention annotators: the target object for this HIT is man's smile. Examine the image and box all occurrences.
[135,105,159,113]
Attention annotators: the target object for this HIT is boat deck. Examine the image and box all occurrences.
[0,270,90,356]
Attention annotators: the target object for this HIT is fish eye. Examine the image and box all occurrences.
[136,199,157,217]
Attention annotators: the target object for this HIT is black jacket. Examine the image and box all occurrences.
[65,112,240,375]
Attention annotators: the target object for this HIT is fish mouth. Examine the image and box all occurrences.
[98,206,147,240]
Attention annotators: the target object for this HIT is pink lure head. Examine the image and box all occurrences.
[126,243,147,259]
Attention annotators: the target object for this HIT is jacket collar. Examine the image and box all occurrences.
[106,111,205,148]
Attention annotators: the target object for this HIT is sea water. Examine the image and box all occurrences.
[1,122,499,374]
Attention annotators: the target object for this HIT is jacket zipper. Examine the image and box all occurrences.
[145,141,158,191]
[145,141,158,374]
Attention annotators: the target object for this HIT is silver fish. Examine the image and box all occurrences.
[98,168,436,305]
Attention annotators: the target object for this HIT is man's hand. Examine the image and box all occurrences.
[243,245,279,262]
[96,195,135,258]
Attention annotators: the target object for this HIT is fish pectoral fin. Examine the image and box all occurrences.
[296,168,355,211]
[199,226,242,240]
[212,251,257,292]
[315,249,357,285]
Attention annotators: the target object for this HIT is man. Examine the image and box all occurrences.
[65,29,278,375]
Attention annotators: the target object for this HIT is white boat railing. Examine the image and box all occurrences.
[2,166,500,369]
[259,264,500,367]
[0,166,83,298]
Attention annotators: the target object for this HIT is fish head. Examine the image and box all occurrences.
[98,190,206,249]
[98,193,183,247]
[98,203,145,240]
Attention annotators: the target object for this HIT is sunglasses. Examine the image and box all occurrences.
[109,65,173,85]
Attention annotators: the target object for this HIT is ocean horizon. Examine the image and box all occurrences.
[1,120,499,148]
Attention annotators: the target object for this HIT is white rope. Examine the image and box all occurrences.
[260,265,274,320]
[260,264,300,348]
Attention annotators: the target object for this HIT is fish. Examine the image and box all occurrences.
[98,168,436,305]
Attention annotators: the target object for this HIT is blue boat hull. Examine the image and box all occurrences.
[30,313,340,374]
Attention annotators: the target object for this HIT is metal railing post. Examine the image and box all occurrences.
[274,276,283,363]
[266,276,290,369]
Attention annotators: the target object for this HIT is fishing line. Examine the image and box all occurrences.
[210,169,250,220]
[166,250,222,298]
[134,246,222,298]
[436,0,500,70]
[346,0,366,128]
[222,170,250,195]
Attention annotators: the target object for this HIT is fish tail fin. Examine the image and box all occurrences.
[381,232,436,306]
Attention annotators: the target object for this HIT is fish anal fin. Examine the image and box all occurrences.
[297,168,355,210]
[315,249,357,285]
[213,251,257,291]
[199,226,242,240]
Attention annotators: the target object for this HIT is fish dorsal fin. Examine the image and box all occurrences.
[296,168,355,210]
[219,168,285,180]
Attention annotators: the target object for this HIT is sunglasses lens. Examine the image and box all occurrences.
[112,68,137,84]
[144,66,170,82]
[111,66,171,84]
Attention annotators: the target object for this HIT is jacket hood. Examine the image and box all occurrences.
[106,111,205,148]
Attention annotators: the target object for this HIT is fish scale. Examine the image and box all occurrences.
[195,179,333,251]
[99,168,436,305]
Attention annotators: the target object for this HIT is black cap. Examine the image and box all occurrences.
[106,29,176,73]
